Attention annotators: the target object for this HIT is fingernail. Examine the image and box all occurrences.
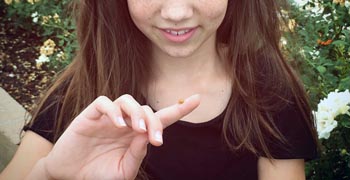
[154,131,163,144]
[182,94,199,104]
[116,116,127,127]
[139,119,147,131]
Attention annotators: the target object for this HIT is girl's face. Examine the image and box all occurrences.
[127,0,228,58]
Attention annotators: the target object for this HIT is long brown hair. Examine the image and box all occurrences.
[218,0,318,157]
[28,0,317,163]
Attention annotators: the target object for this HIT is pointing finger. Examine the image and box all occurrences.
[155,94,200,128]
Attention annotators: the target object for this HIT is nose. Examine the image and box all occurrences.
[161,1,193,22]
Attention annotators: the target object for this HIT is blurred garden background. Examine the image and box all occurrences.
[0,0,349,179]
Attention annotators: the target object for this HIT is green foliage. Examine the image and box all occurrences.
[284,0,350,179]
[3,0,77,71]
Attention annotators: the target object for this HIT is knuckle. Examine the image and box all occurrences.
[95,96,108,106]
[133,108,146,118]
[95,96,115,111]
[116,94,135,104]
[96,95,108,102]
[119,94,133,101]
[142,105,153,112]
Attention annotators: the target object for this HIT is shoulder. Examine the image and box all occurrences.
[262,99,319,161]
[23,79,70,143]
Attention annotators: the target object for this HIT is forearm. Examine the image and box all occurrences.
[25,158,54,180]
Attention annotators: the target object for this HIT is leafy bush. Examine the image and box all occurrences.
[3,0,77,71]
[283,0,350,179]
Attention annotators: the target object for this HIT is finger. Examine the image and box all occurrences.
[142,105,163,146]
[121,134,149,180]
[79,96,127,128]
[156,94,200,128]
[116,94,147,133]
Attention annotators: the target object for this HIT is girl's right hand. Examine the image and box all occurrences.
[40,94,200,180]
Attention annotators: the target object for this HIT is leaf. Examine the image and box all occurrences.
[338,77,350,91]
[332,40,346,46]
[59,39,65,46]
[339,117,350,128]
[317,66,327,74]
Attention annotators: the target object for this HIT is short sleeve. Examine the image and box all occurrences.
[262,102,319,161]
[23,94,62,143]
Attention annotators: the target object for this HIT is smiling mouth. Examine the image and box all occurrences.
[160,27,197,43]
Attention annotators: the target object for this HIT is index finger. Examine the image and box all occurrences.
[155,94,201,128]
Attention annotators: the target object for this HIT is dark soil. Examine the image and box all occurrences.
[0,8,56,112]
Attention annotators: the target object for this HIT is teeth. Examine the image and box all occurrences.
[177,30,186,35]
[165,29,191,36]
[170,30,178,35]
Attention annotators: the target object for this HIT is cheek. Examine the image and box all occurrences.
[199,1,228,20]
[127,0,155,25]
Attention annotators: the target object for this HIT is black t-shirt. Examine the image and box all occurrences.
[142,110,259,180]
[23,97,318,180]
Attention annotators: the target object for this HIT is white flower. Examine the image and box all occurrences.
[309,49,320,60]
[57,51,63,57]
[318,90,350,116]
[339,35,346,40]
[31,11,39,23]
[35,54,50,69]
[280,37,287,46]
[322,13,331,21]
[303,2,324,16]
[314,89,350,139]
[293,0,308,7]
[31,11,38,17]
[35,54,50,63]
[314,111,338,139]
[33,17,39,23]
[345,1,350,8]
[56,51,66,60]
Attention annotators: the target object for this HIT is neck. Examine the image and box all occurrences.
[146,36,232,122]
[146,36,232,123]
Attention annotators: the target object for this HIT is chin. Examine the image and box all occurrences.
[162,46,197,58]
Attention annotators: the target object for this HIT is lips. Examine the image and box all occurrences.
[160,27,197,43]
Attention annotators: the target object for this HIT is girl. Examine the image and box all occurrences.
[0,0,319,179]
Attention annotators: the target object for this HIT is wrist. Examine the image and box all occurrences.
[25,158,55,180]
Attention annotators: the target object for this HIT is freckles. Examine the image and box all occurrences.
[198,0,227,19]
[128,0,157,22]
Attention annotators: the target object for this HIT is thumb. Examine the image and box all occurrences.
[155,94,201,128]
[122,134,149,179]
